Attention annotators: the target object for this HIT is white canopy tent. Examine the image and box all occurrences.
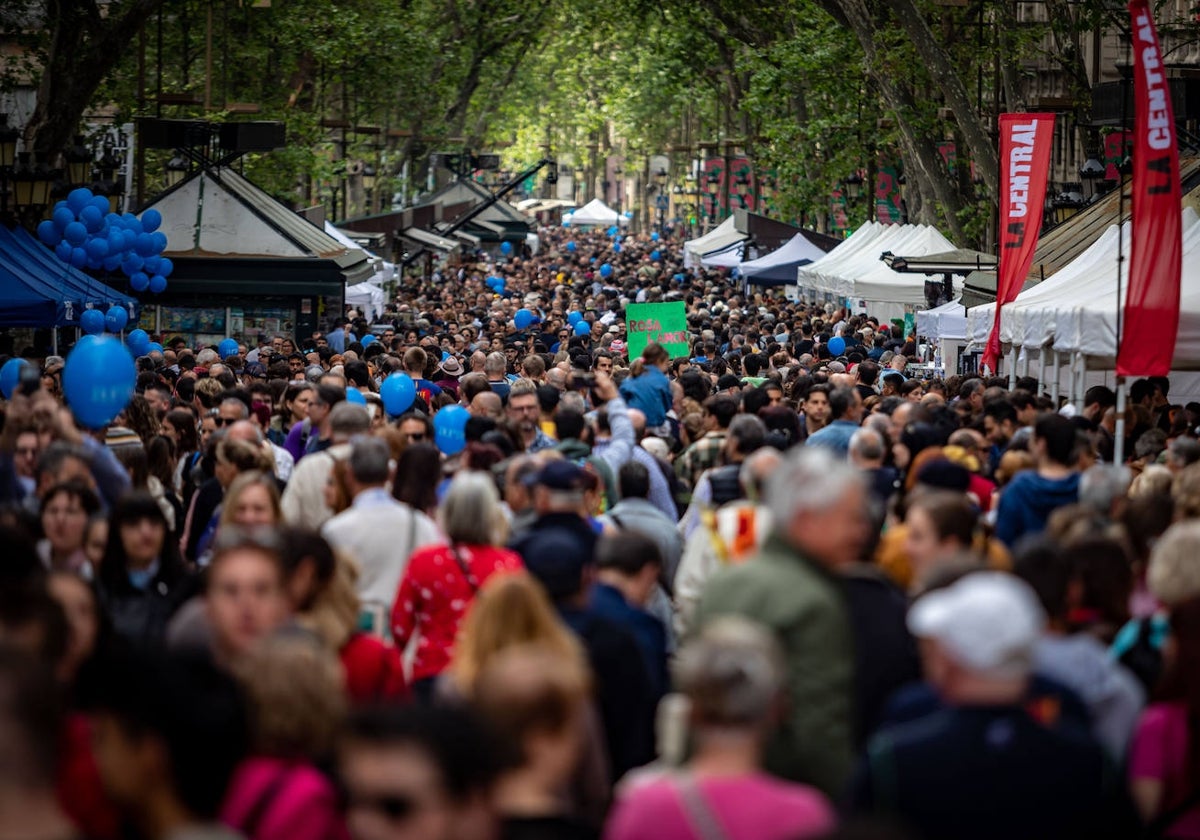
[700,239,745,268]
[740,233,828,286]
[916,297,968,342]
[324,221,395,287]
[345,281,385,320]
[684,217,747,268]
[567,198,624,227]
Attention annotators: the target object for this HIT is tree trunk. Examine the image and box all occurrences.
[27,0,169,160]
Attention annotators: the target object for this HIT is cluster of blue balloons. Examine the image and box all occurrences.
[485,275,507,294]
[126,329,162,357]
[567,311,583,326]
[600,263,613,279]
[380,373,416,416]
[37,189,173,294]
[62,335,137,429]
[79,304,130,336]
[433,405,468,455]
[514,308,538,330]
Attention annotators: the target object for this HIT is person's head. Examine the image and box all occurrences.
[347,436,392,497]
[396,411,434,446]
[283,382,316,424]
[403,346,428,376]
[161,408,200,455]
[214,437,272,488]
[308,384,347,431]
[217,397,249,428]
[218,471,282,530]
[1147,521,1200,608]
[0,645,63,794]
[469,390,503,420]
[529,459,588,517]
[848,428,886,469]
[392,442,441,515]
[205,528,291,662]
[982,399,1018,447]
[908,572,1046,703]
[40,480,101,559]
[617,460,651,501]
[35,442,94,499]
[338,705,505,840]
[440,471,507,547]
[80,648,248,826]
[502,455,540,515]
[506,380,540,435]
[903,491,978,587]
[767,447,868,568]
[595,530,662,606]
[724,413,766,462]
[674,616,785,737]
[329,403,372,444]
[1034,413,1078,468]
[102,492,173,576]
[703,394,739,431]
[1078,464,1132,519]
[46,571,105,682]
[230,632,345,762]
[802,384,831,428]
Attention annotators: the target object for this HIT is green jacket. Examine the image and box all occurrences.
[693,531,854,798]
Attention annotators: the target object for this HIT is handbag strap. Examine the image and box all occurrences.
[674,775,730,840]
[448,544,479,592]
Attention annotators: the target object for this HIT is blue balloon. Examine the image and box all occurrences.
[828,336,846,356]
[52,206,75,232]
[574,320,591,337]
[80,205,104,232]
[126,329,150,357]
[514,308,535,330]
[432,405,469,455]
[345,388,367,406]
[105,305,128,332]
[565,241,577,252]
[158,257,174,278]
[89,195,110,214]
[69,247,88,269]
[599,263,613,278]
[102,255,122,272]
[650,232,660,241]
[55,241,73,262]
[218,338,239,358]
[142,255,161,275]
[567,311,582,326]
[141,209,163,232]
[129,272,150,292]
[500,241,513,255]
[149,275,167,294]
[134,233,155,257]
[607,225,619,236]
[147,342,163,354]
[360,334,376,346]
[105,213,122,229]
[64,222,88,246]
[121,212,140,228]
[66,188,93,215]
[0,358,29,399]
[379,373,416,416]
[612,242,621,253]
[86,238,109,260]
[121,254,143,276]
[80,309,106,335]
[650,250,661,261]
[37,220,58,246]
[150,232,168,254]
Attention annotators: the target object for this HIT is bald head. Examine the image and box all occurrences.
[627,408,647,438]
[470,390,503,420]
[226,419,263,444]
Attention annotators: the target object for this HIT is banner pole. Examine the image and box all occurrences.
[1050,349,1059,405]
[1114,376,1127,464]
[1008,346,1017,389]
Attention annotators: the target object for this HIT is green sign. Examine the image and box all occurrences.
[625,301,690,360]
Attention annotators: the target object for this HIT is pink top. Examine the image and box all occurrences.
[604,772,834,840]
[221,757,348,840]
[1130,702,1200,838]
[391,543,523,681]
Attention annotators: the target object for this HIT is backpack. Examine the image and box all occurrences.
[1111,614,1168,695]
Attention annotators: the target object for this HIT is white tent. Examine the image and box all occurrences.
[741,234,828,286]
[916,297,968,342]
[345,281,385,321]
[324,221,395,288]
[796,223,888,296]
[684,217,747,267]
[700,239,744,268]
[567,198,623,227]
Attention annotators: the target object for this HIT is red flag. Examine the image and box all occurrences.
[1119,0,1182,377]
[982,113,1056,375]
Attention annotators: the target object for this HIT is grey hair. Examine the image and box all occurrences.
[219,397,250,420]
[727,414,766,453]
[673,616,785,728]
[849,428,885,462]
[559,391,586,414]
[1078,464,1131,515]
[348,436,390,486]
[440,471,505,546]
[329,403,371,439]
[196,348,219,366]
[484,352,507,374]
[739,447,783,500]
[766,446,864,530]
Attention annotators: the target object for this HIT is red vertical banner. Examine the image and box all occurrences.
[982,113,1056,375]
[1119,0,1182,377]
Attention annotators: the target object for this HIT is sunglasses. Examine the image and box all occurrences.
[406,432,427,442]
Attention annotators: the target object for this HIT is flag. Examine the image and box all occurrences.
[982,113,1055,375]
[1119,0,1182,377]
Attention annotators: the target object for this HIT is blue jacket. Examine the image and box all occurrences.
[618,366,672,426]
[590,582,669,700]
[994,471,1080,548]
[805,419,860,457]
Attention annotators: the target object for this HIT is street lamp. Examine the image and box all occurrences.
[1079,156,1106,202]
[844,172,864,200]
[165,153,189,187]
[64,136,92,187]
[93,147,125,213]
[1050,183,1085,225]
[11,153,55,213]
[0,114,19,216]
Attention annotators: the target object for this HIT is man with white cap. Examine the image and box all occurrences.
[849,572,1138,839]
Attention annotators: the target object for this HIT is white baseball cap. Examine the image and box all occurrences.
[907,572,1045,675]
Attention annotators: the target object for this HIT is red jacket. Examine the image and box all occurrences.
[339,633,409,704]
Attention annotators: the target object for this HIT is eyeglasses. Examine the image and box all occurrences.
[346,793,418,822]
[406,432,427,442]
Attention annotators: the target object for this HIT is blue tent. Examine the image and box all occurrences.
[740,233,831,287]
[0,226,138,327]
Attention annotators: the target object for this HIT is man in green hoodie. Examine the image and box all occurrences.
[694,447,870,798]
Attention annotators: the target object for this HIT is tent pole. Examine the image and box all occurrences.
[1050,349,1059,405]
[1074,353,1086,413]
[1067,352,1078,411]
[1020,347,1030,378]
[1008,346,1017,389]
[51,328,58,356]
[1114,376,1127,464]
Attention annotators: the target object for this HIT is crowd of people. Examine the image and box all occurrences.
[2,225,1200,840]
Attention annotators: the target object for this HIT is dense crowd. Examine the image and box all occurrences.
[2,226,1199,840]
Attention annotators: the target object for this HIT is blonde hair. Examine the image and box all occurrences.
[1131,464,1173,500]
[1173,462,1200,520]
[298,552,361,651]
[473,644,591,751]
[216,438,274,475]
[218,471,282,529]
[449,572,584,695]
[1148,521,1200,607]
[232,632,346,760]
